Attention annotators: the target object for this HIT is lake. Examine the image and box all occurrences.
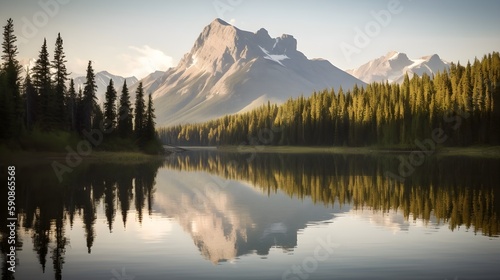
[3,150,500,280]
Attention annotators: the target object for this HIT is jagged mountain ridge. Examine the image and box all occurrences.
[347,51,450,84]
[20,58,140,104]
[73,71,139,104]
[132,18,364,126]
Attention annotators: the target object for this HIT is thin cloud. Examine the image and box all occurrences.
[120,45,174,79]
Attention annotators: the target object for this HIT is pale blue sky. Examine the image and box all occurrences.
[1,0,499,79]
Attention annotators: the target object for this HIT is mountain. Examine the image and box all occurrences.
[347,51,450,84]
[134,18,364,126]
[73,71,139,104]
[137,70,166,94]
[19,59,138,104]
[153,168,337,264]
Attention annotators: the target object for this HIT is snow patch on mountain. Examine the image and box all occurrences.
[73,71,138,104]
[348,51,450,84]
[133,18,364,126]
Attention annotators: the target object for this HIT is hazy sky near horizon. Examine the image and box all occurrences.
[1,0,499,79]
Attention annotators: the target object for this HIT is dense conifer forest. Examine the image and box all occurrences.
[3,16,498,150]
[159,52,500,147]
[0,19,161,153]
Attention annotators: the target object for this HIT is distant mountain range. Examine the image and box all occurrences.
[130,18,364,126]
[347,51,450,84]
[20,59,139,104]
[21,20,453,127]
[73,71,139,104]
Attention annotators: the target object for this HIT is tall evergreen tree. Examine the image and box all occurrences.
[82,61,97,133]
[75,87,84,134]
[103,79,117,131]
[1,19,20,70]
[67,79,77,131]
[117,80,133,138]
[32,38,52,130]
[51,33,69,129]
[145,93,156,141]
[134,82,145,141]
[1,18,22,138]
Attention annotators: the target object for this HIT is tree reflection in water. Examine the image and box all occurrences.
[0,152,499,279]
[0,161,163,280]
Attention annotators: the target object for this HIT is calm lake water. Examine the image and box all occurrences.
[2,150,500,280]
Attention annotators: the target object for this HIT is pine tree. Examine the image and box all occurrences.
[1,19,20,70]
[117,80,133,138]
[1,18,22,138]
[82,61,97,133]
[75,87,84,133]
[103,79,117,131]
[144,93,156,141]
[134,82,146,141]
[67,79,77,131]
[32,38,52,130]
[52,33,69,129]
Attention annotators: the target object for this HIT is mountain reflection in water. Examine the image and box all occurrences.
[1,151,499,279]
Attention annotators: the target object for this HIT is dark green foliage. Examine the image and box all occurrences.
[32,38,53,130]
[159,52,500,147]
[0,19,160,154]
[67,79,77,131]
[117,80,133,138]
[104,79,117,131]
[75,88,84,134]
[130,83,161,152]
[51,33,69,129]
[134,82,146,141]
[138,93,163,154]
[145,93,156,141]
[82,61,97,132]
[0,18,22,139]
[2,19,20,69]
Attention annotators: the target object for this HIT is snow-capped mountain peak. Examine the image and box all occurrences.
[131,18,364,126]
[348,51,449,84]
[73,71,138,103]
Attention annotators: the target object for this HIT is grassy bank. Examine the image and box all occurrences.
[4,144,500,165]
[218,145,500,158]
[0,149,168,166]
[0,128,167,165]
[434,146,500,158]
[219,145,373,154]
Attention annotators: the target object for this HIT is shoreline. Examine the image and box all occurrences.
[0,150,168,165]
[215,145,500,158]
[2,146,500,164]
